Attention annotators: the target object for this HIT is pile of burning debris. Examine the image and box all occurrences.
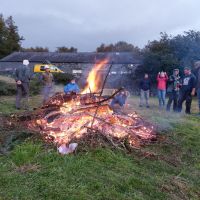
[20,59,156,154]
[25,90,155,154]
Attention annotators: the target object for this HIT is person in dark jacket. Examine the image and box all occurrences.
[194,61,200,115]
[177,67,196,114]
[14,59,31,110]
[166,69,181,111]
[139,74,151,108]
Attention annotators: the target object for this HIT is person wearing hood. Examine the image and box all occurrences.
[166,69,181,112]
[110,88,129,113]
[194,61,200,115]
[14,59,31,110]
[177,67,196,114]
[64,77,80,94]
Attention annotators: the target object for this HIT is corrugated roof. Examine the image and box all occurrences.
[0,52,141,64]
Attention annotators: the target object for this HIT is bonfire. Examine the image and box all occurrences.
[24,59,156,154]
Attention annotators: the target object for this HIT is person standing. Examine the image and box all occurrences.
[194,61,200,115]
[139,73,151,108]
[40,65,54,104]
[177,67,196,114]
[166,69,181,111]
[14,59,31,110]
[157,71,168,108]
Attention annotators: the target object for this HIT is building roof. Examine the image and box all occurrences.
[0,52,141,64]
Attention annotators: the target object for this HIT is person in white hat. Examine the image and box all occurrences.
[40,65,54,104]
[14,59,31,110]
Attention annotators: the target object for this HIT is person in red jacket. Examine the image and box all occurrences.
[157,71,168,108]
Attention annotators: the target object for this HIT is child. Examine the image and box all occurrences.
[64,78,80,94]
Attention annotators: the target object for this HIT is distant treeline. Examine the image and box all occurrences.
[1,14,200,84]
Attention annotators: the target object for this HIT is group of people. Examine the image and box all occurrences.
[14,60,80,109]
[139,66,200,115]
[14,59,200,115]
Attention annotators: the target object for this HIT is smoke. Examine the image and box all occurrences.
[127,97,197,132]
[54,84,65,93]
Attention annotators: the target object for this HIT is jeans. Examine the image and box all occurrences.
[177,91,192,114]
[197,88,200,112]
[140,89,149,107]
[16,82,29,109]
[157,89,166,107]
[166,91,179,111]
[42,85,53,104]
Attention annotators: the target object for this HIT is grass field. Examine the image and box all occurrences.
[0,95,200,200]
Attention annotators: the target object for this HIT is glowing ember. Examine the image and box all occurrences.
[81,59,109,94]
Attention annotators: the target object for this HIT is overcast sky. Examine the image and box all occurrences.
[1,0,200,51]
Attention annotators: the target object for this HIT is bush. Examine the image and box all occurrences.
[29,76,42,95]
[0,81,16,96]
[53,73,74,85]
[0,75,42,96]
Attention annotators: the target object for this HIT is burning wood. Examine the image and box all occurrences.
[16,59,156,153]
[26,92,156,152]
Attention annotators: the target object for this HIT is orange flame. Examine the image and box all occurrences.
[82,58,109,94]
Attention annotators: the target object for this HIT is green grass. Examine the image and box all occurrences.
[0,95,200,200]
[0,95,43,114]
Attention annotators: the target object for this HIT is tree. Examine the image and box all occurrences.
[0,14,7,58]
[0,14,23,58]
[114,41,140,52]
[96,41,140,54]
[55,46,77,53]
[21,46,49,52]
[136,30,200,83]
[135,33,179,85]
[170,30,200,67]
[96,43,114,52]
[4,16,24,54]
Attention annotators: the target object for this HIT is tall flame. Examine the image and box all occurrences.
[82,59,109,94]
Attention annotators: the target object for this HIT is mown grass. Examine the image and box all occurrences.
[0,95,200,200]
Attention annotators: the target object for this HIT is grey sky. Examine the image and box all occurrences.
[1,0,200,51]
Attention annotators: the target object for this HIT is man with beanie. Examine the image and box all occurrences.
[177,67,196,114]
[14,59,31,110]
[166,69,181,111]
